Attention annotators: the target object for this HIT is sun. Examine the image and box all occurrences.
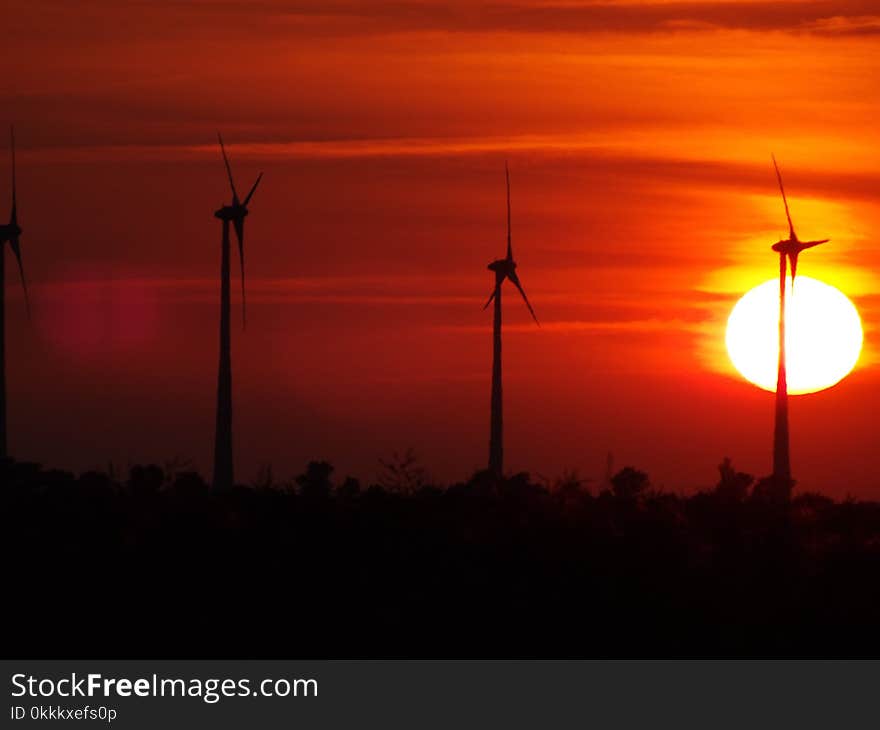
[725,276,863,394]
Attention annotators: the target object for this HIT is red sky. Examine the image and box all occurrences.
[4,0,880,494]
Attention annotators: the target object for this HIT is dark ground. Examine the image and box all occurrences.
[5,457,880,658]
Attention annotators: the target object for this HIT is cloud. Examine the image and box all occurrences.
[167,1,880,37]
[802,14,880,35]
[440,317,711,334]
[18,134,880,206]
[11,1,880,38]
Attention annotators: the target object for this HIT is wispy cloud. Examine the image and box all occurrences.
[17,134,880,204]
[439,317,712,334]
[87,1,880,36]
[10,1,880,43]
[802,14,880,34]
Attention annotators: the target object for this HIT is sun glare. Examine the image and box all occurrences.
[725,277,863,394]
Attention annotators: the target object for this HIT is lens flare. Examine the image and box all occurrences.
[725,276,863,394]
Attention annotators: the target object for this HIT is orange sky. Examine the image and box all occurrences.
[4,0,880,493]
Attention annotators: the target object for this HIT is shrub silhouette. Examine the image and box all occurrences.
[611,466,649,499]
[337,476,361,499]
[752,473,795,504]
[377,448,428,494]
[128,464,164,496]
[296,460,334,498]
[715,457,753,502]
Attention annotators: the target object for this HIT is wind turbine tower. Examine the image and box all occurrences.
[483,164,539,478]
[212,134,263,490]
[0,126,30,459]
[769,156,828,490]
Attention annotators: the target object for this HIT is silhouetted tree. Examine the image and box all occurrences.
[163,456,194,485]
[171,470,208,496]
[553,468,590,501]
[752,473,795,504]
[714,457,753,502]
[337,476,361,499]
[378,448,427,495]
[297,461,334,499]
[128,464,164,497]
[611,466,649,500]
[8,455,880,660]
[792,492,834,521]
[253,463,277,491]
[500,471,547,501]
[79,470,115,497]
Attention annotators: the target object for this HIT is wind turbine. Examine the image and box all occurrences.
[769,156,828,488]
[483,163,539,479]
[212,134,262,490]
[0,126,30,460]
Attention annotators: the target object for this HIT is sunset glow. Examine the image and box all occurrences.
[11,0,880,672]
[726,277,863,395]
[4,0,880,494]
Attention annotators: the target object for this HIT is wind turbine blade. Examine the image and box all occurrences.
[10,237,30,319]
[9,124,18,228]
[505,162,513,261]
[771,154,796,239]
[483,285,498,310]
[233,218,247,328]
[801,238,829,250]
[9,125,16,225]
[218,132,240,204]
[243,172,263,207]
[789,252,799,286]
[509,271,539,325]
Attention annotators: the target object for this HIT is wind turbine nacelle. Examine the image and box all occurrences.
[773,239,815,255]
[488,258,515,273]
[772,239,802,253]
[0,223,20,240]
[214,204,248,221]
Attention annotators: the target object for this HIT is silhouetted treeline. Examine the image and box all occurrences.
[5,456,880,658]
